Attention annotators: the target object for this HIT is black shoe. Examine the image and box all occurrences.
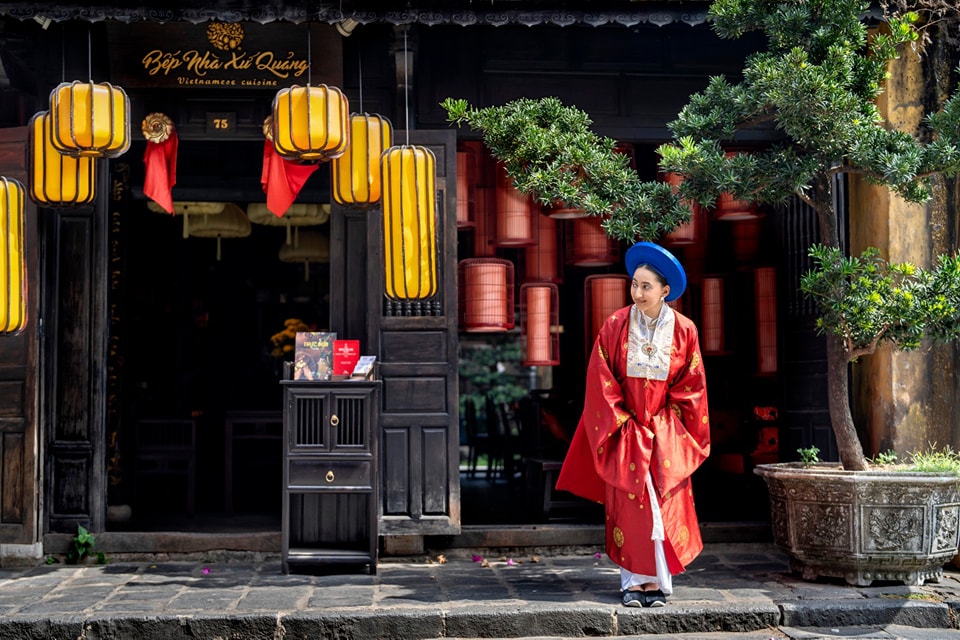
[621,589,644,607]
[643,589,666,607]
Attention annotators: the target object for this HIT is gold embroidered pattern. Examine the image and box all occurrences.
[689,352,700,371]
[628,493,636,500]
[629,462,636,471]
[598,446,604,454]
[702,415,709,424]
[677,525,690,547]
[663,459,672,469]
[615,413,628,427]
[613,526,625,547]
[670,404,682,420]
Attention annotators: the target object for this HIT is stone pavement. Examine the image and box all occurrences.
[2,543,960,639]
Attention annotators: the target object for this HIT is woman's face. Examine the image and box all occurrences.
[631,266,669,315]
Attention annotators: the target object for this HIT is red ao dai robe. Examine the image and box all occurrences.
[556,305,711,577]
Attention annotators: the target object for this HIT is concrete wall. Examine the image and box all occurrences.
[849,36,960,458]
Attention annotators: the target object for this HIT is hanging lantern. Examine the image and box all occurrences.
[494,164,536,247]
[717,149,761,221]
[331,113,392,207]
[661,172,704,246]
[271,84,350,162]
[147,201,225,239]
[381,145,438,301]
[187,203,251,261]
[544,205,589,220]
[583,274,630,354]
[716,191,761,221]
[279,229,330,282]
[247,203,330,245]
[49,81,130,159]
[567,215,618,266]
[28,111,96,207]
[457,141,484,230]
[472,185,496,257]
[520,283,560,366]
[458,258,515,332]
[755,266,778,374]
[524,214,562,284]
[701,277,726,354]
[0,177,26,334]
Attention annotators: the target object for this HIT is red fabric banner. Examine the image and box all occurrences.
[261,140,319,217]
[143,132,179,213]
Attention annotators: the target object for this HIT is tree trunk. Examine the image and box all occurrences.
[815,173,869,471]
[826,335,869,470]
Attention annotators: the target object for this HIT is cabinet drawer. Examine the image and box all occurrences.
[288,459,372,489]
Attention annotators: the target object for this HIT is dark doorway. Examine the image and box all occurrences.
[109,140,331,531]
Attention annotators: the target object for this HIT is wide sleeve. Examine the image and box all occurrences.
[556,310,656,497]
[648,321,711,497]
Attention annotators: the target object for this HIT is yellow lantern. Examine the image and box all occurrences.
[331,113,392,207]
[49,81,130,158]
[271,84,349,162]
[0,177,26,334]
[28,111,96,207]
[381,145,437,301]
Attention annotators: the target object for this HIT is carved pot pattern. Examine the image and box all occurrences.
[754,462,960,586]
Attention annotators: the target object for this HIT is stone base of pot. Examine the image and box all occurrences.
[754,462,960,587]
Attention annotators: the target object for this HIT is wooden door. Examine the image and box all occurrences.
[330,129,460,535]
[0,126,38,544]
[41,162,109,533]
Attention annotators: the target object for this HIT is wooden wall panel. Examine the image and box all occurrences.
[0,429,24,524]
[0,126,37,544]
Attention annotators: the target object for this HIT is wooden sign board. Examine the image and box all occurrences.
[105,22,342,90]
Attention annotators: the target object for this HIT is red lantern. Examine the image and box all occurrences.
[456,141,483,229]
[701,277,726,354]
[661,171,705,246]
[755,267,777,374]
[716,191,761,221]
[458,258,515,332]
[584,274,631,353]
[520,283,560,366]
[524,214,562,284]
[567,216,618,266]
[717,149,761,221]
[544,205,589,220]
[494,165,536,247]
[472,185,496,257]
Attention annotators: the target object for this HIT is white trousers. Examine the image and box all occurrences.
[619,472,673,595]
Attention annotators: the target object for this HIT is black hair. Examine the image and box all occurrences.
[632,263,668,287]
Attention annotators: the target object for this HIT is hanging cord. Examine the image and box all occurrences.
[404,28,410,145]
[87,25,92,80]
[307,25,312,86]
[358,53,363,112]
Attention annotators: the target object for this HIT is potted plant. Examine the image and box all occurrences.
[445,0,960,585]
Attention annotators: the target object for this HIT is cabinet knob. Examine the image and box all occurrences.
[330,414,339,427]
[325,470,335,483]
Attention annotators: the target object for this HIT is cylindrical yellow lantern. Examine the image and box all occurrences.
[0,177,26,334]
[381,145,437,301]
[331,113,392,207]
[28,111,96,207]
[271,84,350,162]
[49,81,131,159]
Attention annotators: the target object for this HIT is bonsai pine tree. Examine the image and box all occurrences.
[445,0,960,472]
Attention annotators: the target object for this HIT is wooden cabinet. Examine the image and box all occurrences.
[281,380,381,574]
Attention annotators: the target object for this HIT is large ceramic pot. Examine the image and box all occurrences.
[754,462,960,586]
